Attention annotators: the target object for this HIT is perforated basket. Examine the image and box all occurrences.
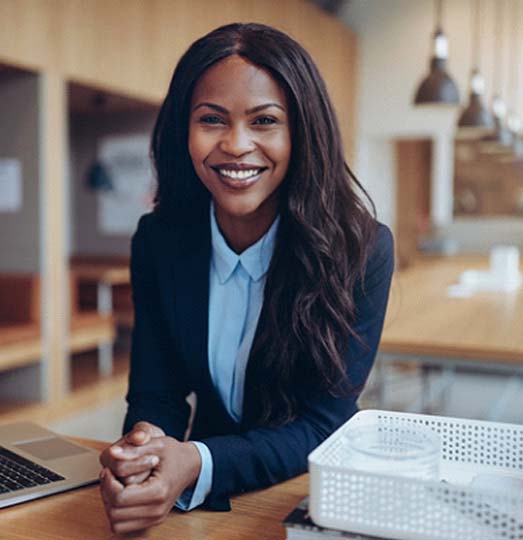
[308,410,523,540]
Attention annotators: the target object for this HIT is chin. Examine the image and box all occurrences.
[219,198,262,219]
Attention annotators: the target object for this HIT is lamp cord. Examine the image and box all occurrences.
[434,0,443,33]
[508,0,520,109]
[493,0,504,96]
[471,0,480,71]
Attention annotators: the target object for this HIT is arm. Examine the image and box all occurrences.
[202,225,394,502]
[124,214,191,441]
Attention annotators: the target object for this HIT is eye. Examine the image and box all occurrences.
[253,116,277,126]
[199,114,224,125]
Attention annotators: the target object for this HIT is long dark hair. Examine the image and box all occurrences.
[152,23,378,426]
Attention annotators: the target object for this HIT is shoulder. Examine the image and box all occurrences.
[132,210,211,254]
[358,222,395,293]
[370,223,394,264]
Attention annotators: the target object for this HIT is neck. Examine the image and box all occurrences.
[214,202,278,254]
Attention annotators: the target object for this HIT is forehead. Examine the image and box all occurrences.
[190,55,287,108]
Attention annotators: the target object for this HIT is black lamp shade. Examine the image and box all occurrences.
[86,162,113,192]
[458,93,493,127]
[414,58,460,104]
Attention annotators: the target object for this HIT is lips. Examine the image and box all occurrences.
[210,163,268,189]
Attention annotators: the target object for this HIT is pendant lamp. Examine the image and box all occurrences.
[85,93,114,192]
[457,0,492,128]
[414,0,460,105]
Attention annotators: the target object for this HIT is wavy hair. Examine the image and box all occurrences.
[151,23,378,426]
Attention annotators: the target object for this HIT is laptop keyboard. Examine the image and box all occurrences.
[0,446,65,494]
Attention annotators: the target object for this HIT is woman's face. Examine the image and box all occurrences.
[188,55,291,227]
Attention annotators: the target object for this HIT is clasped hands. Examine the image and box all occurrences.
[99,421,202,534]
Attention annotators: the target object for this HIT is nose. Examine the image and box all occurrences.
[219,124,256,157]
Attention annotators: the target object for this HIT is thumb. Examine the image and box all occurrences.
[125,422,165,446]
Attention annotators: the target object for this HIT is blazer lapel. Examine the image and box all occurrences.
[171,215,215,395]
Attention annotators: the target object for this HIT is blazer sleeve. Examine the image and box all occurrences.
[123,215,191,440]
[201,224,394,505]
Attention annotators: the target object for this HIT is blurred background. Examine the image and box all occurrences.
[0,0,521,442]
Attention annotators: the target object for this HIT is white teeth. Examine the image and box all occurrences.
[218,168,261,180]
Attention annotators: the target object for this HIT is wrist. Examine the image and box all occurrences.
[181,441,202,489]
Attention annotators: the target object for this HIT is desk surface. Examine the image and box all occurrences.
[380,256,523,363]
[3,439,308,540]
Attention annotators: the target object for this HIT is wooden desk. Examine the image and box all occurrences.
[2,439,308,540]
[382,256,523,364]
[378,255,523,418]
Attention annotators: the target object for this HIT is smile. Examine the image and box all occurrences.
[215,167,264,180]
[209,165,269,190]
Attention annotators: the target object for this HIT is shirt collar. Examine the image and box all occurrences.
[210,203,279,284]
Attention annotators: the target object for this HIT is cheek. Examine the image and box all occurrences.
[271,134,292,170]
[187,131,200,166]
[188,129,210,169]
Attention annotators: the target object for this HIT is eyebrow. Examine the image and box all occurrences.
[191,102,286,114]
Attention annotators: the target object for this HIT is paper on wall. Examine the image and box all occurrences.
[97,134,154,235]
[0,159,22,213]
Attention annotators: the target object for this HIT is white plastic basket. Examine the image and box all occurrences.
[308,410,523,540]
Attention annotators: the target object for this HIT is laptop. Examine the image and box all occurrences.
[0,421,101,508]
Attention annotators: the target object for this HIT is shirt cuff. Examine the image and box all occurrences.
[175,441,213,511]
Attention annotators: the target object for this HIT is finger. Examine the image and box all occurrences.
[108,502,166,523]
[101,467,125,506]
[112,454,159,479]
[99,469,111,506]
[109,438,165,461]
[112,474,166,507]
[121,470,151,486]
[125,427,151,447]
[99,437,127,467]
[125,422,165,447]
[133,421,166,438]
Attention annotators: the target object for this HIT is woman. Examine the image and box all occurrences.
[99,22,394,534]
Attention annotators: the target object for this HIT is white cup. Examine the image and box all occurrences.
[490,245,520,283]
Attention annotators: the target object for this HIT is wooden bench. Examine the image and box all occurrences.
[0,273,116,376]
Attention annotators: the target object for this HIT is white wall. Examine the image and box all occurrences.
[341,0,523,250]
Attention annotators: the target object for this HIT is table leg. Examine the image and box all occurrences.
[97,282,114,375]
[487,376,522,421]
[97,282,113,315]
[98,342,113,376]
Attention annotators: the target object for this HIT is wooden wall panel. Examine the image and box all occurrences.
[0,0,356,155]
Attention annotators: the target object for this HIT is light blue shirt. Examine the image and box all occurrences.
[176,204,279,511]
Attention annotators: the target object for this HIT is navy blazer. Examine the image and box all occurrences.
[123,207,394,511]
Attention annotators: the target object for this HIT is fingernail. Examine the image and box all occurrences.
[149,455,159,466]
[99,468,106,480]
[111,446,123,455]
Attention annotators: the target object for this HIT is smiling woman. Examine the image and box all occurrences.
[98,22,394,535]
